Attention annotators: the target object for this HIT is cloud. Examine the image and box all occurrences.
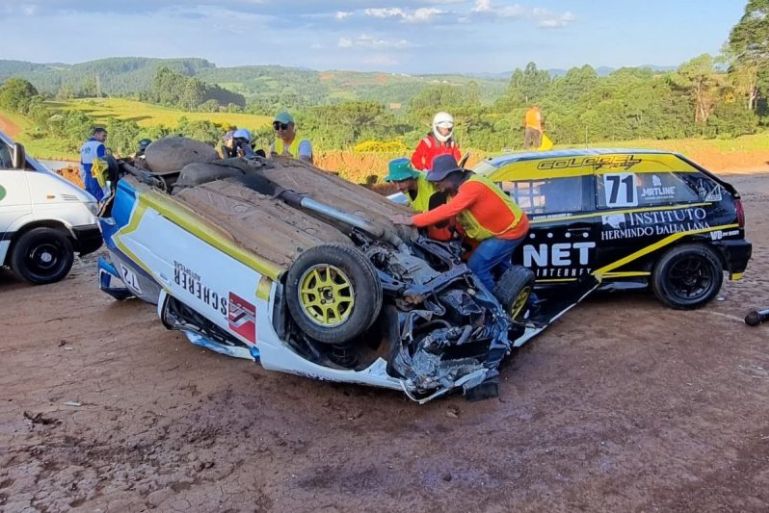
[364,7,404,18]
[538,11,575,29]
[471,0,525,18]
[338,34,412,49]
[363,6,444,23]
[470,1,574,27]
[530,7,575,29]
[410,7,443,23]
[335,10,352,20]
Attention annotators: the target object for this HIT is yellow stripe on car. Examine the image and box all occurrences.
[114,203,155,277]
[115,183,285,280]
[593,224,739,278]
[601,271,651,278]
[485,153,699,182]
[142,188,285,280]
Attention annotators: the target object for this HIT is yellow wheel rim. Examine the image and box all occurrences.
[298,264,355,327]
[509,286,531,320]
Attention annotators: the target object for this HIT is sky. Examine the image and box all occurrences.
[0,0,749,74]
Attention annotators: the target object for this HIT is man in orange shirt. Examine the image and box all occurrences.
[523,105,543,150]
[391,154,529,291]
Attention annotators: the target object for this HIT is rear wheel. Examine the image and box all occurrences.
[286,244,382,344]
[493,266,536,321]
[10,227,74,284]
[651,244,723,309]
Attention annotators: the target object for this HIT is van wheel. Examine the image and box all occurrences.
[286,244,382,344]
[493,266,536,321]
[651,244,723,309]
[10,228,74,284]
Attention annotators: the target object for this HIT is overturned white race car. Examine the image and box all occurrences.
[98,140,588,402]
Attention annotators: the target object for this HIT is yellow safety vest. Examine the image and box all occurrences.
[455,175,525,241]
[272,137,301,158]
[407,175,437,213]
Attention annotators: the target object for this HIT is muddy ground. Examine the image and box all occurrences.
[2,173,769,513]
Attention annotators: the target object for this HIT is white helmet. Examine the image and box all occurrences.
[233,128,251,142]
[432,112,454,142]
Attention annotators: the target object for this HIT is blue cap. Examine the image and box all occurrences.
[426,154,463,182]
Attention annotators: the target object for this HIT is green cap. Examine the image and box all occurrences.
[274,111,295,124]
[385,158,420,182]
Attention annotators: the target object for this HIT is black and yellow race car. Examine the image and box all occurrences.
[475,149,752,309]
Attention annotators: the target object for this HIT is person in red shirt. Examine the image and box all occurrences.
[391,154,529,292]
[410,112,462,171]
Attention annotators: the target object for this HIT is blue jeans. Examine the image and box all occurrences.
[468,236,523,292]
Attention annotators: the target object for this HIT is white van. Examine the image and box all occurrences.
[0,130,102,284]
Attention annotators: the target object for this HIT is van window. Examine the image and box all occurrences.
[0,142,12,169]
[498,176,585,215]
[596,172,699,209]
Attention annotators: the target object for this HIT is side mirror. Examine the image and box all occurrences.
[11,143,26,170]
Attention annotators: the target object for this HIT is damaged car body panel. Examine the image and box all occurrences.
[98,154,580,402]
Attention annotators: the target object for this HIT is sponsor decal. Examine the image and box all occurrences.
[0,184,5,202]
[640,175,676,200]
[523,241,596,278]
[173,260,227,315]
[228,292,256,343]
[710,229,739,241]
[119,264,142,294]
[703,183,723,202]
[601,207,710,241]
[538,155,642,171]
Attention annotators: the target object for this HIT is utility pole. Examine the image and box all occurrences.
[95,74,102,98]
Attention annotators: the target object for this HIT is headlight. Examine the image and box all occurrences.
[86,201,100,216]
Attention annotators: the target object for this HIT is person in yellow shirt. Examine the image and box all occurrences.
[269,111,313,163]
[385,157,452,241]
[523,105,543,150]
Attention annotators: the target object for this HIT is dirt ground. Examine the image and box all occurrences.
[0,114,21,139]
[2,173,769,513]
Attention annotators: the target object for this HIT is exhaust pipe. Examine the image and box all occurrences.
[277,190,410,253]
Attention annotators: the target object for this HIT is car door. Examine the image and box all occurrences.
[593,166,705,277]
[498,174,598,283]
[0,147,33,261]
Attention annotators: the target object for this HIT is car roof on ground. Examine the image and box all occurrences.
[482,148,678,169]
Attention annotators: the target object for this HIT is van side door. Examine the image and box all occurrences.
[0,142,33,262]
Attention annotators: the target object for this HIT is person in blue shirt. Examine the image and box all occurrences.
[79,127,108,201]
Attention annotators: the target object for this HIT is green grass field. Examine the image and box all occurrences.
[47,98,271,130]
[3,99,768,168]
[579,133,769,153]
[1,98,272,159]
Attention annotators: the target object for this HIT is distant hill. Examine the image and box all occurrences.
[0,57,215,96]
[0,58,509,106]
[0,58,681,109]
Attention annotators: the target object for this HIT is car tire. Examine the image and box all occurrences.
[286,244,383,344]
[10,227,74,285]
[651,243,723,309]
[493,266,536,321]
